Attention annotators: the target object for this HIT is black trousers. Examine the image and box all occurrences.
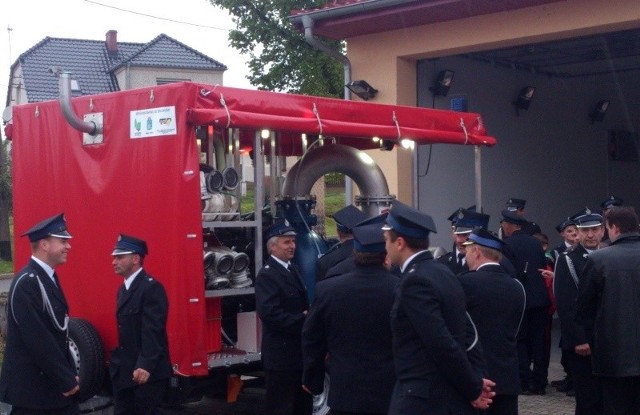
[114,378,168,415]
[567,351,602,415]
[332,412,386,415]
[517,307,548,390]
[600,376,640,415]
[264,369,312,415]
[10,404,80,415]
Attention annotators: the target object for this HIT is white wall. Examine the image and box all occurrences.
[418,56,640,248]
[114,67,224,90]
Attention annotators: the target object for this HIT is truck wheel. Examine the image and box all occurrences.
[68,317,106,402]
[313,373,331,415]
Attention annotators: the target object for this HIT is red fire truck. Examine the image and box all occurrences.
[5,77,495,411]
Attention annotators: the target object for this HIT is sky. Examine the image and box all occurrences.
[0,0,254,99]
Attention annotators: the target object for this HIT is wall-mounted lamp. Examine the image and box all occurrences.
[429,69,455,97]
[513,86,536,115]
[589,100,609,123]
[346,80,378,101]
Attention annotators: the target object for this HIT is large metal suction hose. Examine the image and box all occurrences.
[282,144,392,216]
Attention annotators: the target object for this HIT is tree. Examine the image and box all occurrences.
[0,138,11,261]
[210,0,345,97]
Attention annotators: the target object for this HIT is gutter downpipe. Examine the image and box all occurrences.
[301,14,353,206]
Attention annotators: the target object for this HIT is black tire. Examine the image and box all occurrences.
[68,317,106,402]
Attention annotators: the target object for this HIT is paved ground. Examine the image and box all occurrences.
[520,348,576,415]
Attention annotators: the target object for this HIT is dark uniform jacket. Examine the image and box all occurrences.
[551,242,571,264]
[256,256,309,371]
[437,246,469,275]
[438,246,518,278]
[302,264,397,413]
[0,259,78,409]
[459,264,526,395]
[388,251,483,415]
[315,239,354,282]
[323,256,355,280]
[503,230,550,309]
[109,270,172,392]
[554,244,592,349]
[577,233,640,377]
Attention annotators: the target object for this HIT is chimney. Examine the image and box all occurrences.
[106,30,118,54]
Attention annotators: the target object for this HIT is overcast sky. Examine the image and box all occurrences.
[0,0,254,100]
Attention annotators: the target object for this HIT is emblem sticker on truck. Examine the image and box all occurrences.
[130,106,177,138]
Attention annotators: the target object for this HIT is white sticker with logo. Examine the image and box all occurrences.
[130,106,177,139]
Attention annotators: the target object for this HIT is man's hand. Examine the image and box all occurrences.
[62,376,80,397]
[575,343,591,356]
[133,368,151,384]
[471,378,496,409]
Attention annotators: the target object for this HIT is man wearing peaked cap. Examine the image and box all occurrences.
[110,233,171,414]
[315,205,367,282]
[459,228,526,415]
[383,200,495,415]
[554,209,605,414]
[0,213,80,413]
[600,195,623,211]
[322,211,391,280]
[500,208,551,395]
[439,209,490,275]
[551,218,579,263]
[263,219,296,241]
[506,198,526,214]
[112,233,148,256]
[302,222,397,414]
[22,212,73,241]
[256,219,312,415]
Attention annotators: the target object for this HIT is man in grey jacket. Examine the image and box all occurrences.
[577,206,640,415]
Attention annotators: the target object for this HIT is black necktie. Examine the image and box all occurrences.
[457,253,464,268]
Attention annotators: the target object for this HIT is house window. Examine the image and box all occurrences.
[156,78,191,85]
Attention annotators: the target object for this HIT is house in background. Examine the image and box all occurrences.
[5,29,227,107]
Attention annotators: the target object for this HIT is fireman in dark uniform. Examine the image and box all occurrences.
[256,221,312,415]
[383,200,495,415]
[109,234,172,415]
[0,213,81,414]
[302,223,397,414]
[438,208,490,275]
[553,210,605,414]
[315,204,367,281]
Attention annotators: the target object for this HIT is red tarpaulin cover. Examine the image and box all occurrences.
[9,82,495,378]
[189,84,496,150]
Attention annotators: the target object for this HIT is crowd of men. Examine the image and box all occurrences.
[256,194,640,415]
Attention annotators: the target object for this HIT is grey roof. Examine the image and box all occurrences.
[9,33,227,103]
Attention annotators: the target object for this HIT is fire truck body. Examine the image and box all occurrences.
[6,80,495,405]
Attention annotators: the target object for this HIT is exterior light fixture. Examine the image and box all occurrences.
[513,86,536,115]
[589,100,609,123]
[429,69,455,97]
[400,139,415,150]
[346,80,378,101]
